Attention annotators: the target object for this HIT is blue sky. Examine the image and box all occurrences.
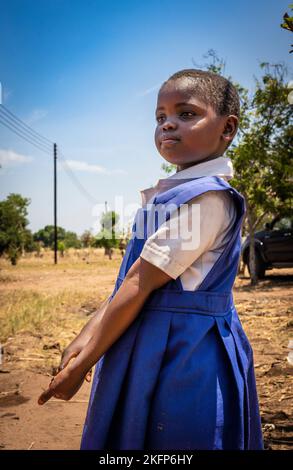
[0,0,292,235]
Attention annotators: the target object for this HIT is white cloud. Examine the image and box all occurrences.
[62,159,127,175]
[0,149,33,167]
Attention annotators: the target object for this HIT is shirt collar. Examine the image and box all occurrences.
[139,156,234,205]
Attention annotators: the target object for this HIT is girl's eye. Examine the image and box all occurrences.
[156,115,165,123]
[155,111,196,123]
[180,111,196,118]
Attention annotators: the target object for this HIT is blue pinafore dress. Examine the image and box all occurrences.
[80,176,264,450]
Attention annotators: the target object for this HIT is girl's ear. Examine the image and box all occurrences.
[222,115,239,143]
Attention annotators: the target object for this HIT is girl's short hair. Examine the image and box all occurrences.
[160,68,240,119]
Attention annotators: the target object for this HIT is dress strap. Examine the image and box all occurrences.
[151,176,246,292]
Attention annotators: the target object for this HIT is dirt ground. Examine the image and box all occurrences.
[0,252,292,450]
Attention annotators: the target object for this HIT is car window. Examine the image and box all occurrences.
[273,218,292,231]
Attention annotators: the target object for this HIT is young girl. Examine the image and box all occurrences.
[38,69,264,450]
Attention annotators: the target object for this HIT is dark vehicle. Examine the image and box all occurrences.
[242,216,293,278]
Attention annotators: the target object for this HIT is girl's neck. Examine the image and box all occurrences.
[176,154,222,173]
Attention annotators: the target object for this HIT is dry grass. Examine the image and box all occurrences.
[0,248,122,345]
[1,289,89,342]
[0,250,292,450]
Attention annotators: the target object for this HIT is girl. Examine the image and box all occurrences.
[38,69,264,450]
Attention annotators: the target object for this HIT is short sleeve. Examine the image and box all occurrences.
[140,190,236,279]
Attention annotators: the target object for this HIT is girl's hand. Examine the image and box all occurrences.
[37,364,87,405]
[57,338,92,383]
[56,297,111,383]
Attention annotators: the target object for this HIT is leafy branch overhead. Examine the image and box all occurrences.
[162,51,292,286]
[280,4,293,53]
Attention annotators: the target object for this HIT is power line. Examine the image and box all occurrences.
[0,111,52,152]
[0,103,104,265]
[0,106,53,150]
[0,116,52,154]
[0,115,52,155]
[0,104,53,146]
[0,103,57,263]
[58,151,100,205]
[0,104,100,205]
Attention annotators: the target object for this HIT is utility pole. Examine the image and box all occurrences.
[54,143,58,264]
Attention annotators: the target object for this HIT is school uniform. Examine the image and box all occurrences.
[139,156,237,291]
[80,157,264,450]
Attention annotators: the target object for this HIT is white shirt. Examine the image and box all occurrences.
[139,156,237,291]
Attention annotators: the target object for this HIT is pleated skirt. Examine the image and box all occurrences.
[80,306,263,450]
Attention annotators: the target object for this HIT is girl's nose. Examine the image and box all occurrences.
[162,118,177,131]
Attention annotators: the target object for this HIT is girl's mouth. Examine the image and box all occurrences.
[160,138,181,147]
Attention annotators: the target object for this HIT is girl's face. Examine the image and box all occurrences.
[154,79,232,170]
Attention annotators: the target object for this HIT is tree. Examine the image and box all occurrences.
[33,225,81,249]
[228,62,293,284]
[94,211,120,259]
[33,225,66,248]
[22,228,36,253]
[0,193,31,265]
[80,230,95,248]
[161,51,292,285]
[57,240,66,257]
[280,3,293,53]
[63,231,81,249]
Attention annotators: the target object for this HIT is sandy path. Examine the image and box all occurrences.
[0,258,292,450]
[0,370,91,450]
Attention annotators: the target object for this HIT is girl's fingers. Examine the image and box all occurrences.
[58,351,77,372]
[38,386,55,405]
[85,368,92,383]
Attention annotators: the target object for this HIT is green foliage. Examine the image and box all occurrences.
[22,228,37,253]
[57,240,66,256]
[0,193,31,265]
[34,225,65,247]
[228,62,292,224]
[161,162,176,175]
[227,62,292,284]
[280,4,293,53]
[161,51,292,285]
[63,230,81,249]
[101,211,120,231]
[34,225,81,249]
[94,211,121,252]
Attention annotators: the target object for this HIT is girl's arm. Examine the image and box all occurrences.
[38,257,172,404]
[57,296,111,372]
